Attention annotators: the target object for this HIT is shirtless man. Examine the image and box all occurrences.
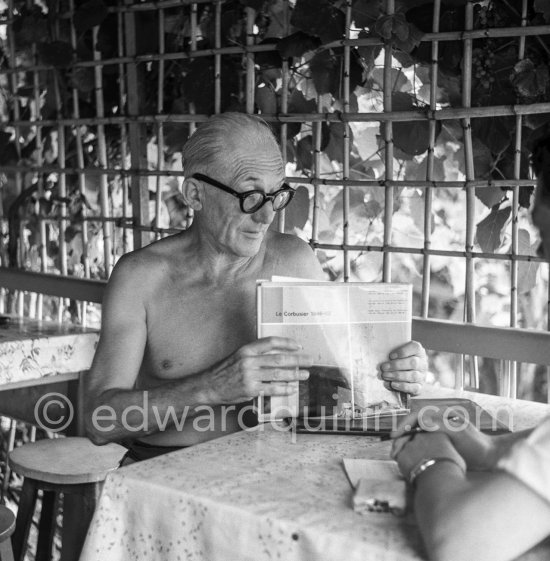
[84,113,427,459]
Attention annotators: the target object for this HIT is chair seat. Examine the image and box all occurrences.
[0,505,15,542]
[9,437,126,485]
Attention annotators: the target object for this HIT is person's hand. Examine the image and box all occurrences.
[379,340,428,396]
[205,337,312,404]
[391,431,466,482]
[390,409,498,471]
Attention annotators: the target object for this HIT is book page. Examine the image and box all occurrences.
[256,282,412,422]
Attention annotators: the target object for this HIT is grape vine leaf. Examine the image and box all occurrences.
[519,185,535,209]
[373,13,424,53]
[309,51,337,95]
[255,84,277,114]
[517,229,540,294]
[471,118,512,156]
[357,31,382,70]
[475,185,504,209]
[329,188,367,224]
[0,131,17,165]
[371,67,409,92]
[39,42,73,68]
[391,92,439,156]
[13,10,48,47]
[351,0,384,29]
[69,67,96,95]
[239,0,265,9]
[475,206,511,253]
[407,3,464,75]
[182,59,240,114]
[534,0,550,23]
[512,59,550,98]
[296,136,314,172]
[277,32,321,59]
[255,39,283,69]
[324,120,355,164]
[282,185,310,233]
[291,0,345,43]
[73,0,108,34]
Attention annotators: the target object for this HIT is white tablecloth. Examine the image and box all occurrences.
[80,391,550,561]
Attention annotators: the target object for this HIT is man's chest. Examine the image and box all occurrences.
[141,284,258,379]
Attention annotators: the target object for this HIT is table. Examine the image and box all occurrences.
[0,316,98,431]
[0,316,98,387]
[80,391,550,561]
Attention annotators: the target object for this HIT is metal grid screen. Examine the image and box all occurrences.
[0,0,549,398]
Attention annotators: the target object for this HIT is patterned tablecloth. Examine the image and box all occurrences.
[0,316,98,388]
[80,391,550,561]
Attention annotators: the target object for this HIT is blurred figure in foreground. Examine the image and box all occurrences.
[391,134,550,561]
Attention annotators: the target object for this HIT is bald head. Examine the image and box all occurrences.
[182,113,283,182]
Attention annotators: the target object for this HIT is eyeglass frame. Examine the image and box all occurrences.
[191,172,295,214]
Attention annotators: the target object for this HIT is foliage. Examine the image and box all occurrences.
[0,0,548,349]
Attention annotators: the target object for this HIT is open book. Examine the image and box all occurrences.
[256,281,412,423]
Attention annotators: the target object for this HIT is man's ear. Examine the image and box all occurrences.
[182,177,203,211]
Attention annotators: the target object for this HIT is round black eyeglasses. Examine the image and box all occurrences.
[192,173,295,214]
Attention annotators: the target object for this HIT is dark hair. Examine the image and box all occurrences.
[531,133,550,204]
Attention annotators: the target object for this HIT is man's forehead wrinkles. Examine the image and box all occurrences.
[231,156,284,182]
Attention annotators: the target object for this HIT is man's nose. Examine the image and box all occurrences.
[253,202,275,224]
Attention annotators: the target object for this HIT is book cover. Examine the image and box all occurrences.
[256,281,412,422]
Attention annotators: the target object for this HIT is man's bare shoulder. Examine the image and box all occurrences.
[264,230,325,280]
[108,233,188,293]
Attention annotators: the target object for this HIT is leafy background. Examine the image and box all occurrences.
[0,0,549,398]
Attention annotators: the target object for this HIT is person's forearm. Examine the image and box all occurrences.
[413,462,467,560]
[490,428,533,460]
[414,466,550,561]
[85,371,218,444]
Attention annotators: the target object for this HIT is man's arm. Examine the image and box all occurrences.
[84,254,312,445]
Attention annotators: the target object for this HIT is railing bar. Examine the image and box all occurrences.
[0,166,538,188]
[187,3,198,140]
[461,1,477,387]
[154,6,166,240]
[421,0,441,318]
[1,25,549,74]
[309,242,547,262]
[92,26,113,276]
[124,0,151,250]
[245,7,255,114]
[70,0,92,326]
[508,0,529,398]
[311,98,323,251]
[31,40,45,320]
[382,0,395,282]
[4,102,550,127]
[17,221,25,317]
[6,0,24,316]
[52,11,68,324]
[214,1,222,114]
[278,59,290,233]
[117,5,131,255]
[341,1,352,282]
